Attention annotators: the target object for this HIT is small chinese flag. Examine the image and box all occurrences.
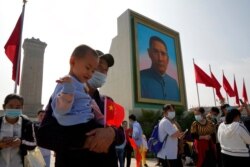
[105,97,125,127]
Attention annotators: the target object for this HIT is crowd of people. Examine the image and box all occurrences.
[0,43,250,167]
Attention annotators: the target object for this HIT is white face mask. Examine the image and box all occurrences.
[4,109,22,119]
[195,115,203,122]
[168,111,175,119]
[87,71,107,89]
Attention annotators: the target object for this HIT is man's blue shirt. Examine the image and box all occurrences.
[140,68,180,101]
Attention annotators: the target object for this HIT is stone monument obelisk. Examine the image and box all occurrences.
[20,37,47,117]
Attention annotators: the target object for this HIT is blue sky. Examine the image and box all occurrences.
[0,0,250,109]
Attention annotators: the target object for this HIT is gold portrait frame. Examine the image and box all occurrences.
[130,12,187,108]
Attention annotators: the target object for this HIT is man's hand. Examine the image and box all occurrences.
[83,127,115,153]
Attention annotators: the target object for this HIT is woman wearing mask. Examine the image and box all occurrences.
[217,108,250,167]
[0,94,36,167]
[190,107,216,167]
[157,104,184,167]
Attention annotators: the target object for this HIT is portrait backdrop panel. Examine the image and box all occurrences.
[131,12,187,108]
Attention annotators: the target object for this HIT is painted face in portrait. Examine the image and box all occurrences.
[148,40,169,75]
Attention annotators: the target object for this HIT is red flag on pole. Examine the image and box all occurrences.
[223,74,235,97]
[233,76,240,105]
[210,72,223,100]
[4,13,23,85]
[194,63,214,87]
[104,97,125,127]
[242,79,248,103]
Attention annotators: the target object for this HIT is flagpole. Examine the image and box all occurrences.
[14,0,27,94]
[193,59,200,107]
[209,65,216,106]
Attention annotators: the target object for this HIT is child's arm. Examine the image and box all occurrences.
[52,76,75,114]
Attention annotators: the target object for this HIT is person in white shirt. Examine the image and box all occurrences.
[0,94,36,167]
[218,108,250,167]
[157,104,184,167]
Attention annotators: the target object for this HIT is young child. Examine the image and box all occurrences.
[50,44,101,148]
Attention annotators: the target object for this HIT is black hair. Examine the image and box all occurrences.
[149,36,167,51]
[3,94,24,109]
[197,107,205,114]
[129,114,136,121]
[220,104,230,110]
[220,104,230,117]
[225,108,241,124]
[211,107,220,114]
[71,44,98,58]
[162,104,175,111]
[37,110,45,115]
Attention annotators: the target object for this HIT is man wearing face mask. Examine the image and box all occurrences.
[157,104,184,167]
[84,50,125,167]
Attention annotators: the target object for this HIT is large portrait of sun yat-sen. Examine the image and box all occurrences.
[131,13,187,107]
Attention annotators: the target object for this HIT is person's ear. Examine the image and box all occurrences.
[70,56,75,66]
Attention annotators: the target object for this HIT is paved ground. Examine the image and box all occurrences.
[50,154,158,167]
[50,154,194,166]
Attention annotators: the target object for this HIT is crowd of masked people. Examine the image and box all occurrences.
[152,103,250,167]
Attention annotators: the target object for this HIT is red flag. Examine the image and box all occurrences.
[211,72,223,100]
[194,63,214,87]
[105,97,125,127]
[242,79,248,103]
[135,147,142,167]
[223,74,235,97]
[4,13,23,84]
[233,76,240,105]
[128,135,141,167]
[128,137,137,149]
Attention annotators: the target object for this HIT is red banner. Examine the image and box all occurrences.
[4,13,23,84]
[223,74,235,97]
[194,63,214,87]
[242,79,248,103]
[234,77,240,105]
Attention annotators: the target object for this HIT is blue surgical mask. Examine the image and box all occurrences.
[195,115,202,122]
[168,111,175,120]
[4,109,22,119]
[87,71,107,89]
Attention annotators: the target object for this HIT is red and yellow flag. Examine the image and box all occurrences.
[104,97,125,127]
